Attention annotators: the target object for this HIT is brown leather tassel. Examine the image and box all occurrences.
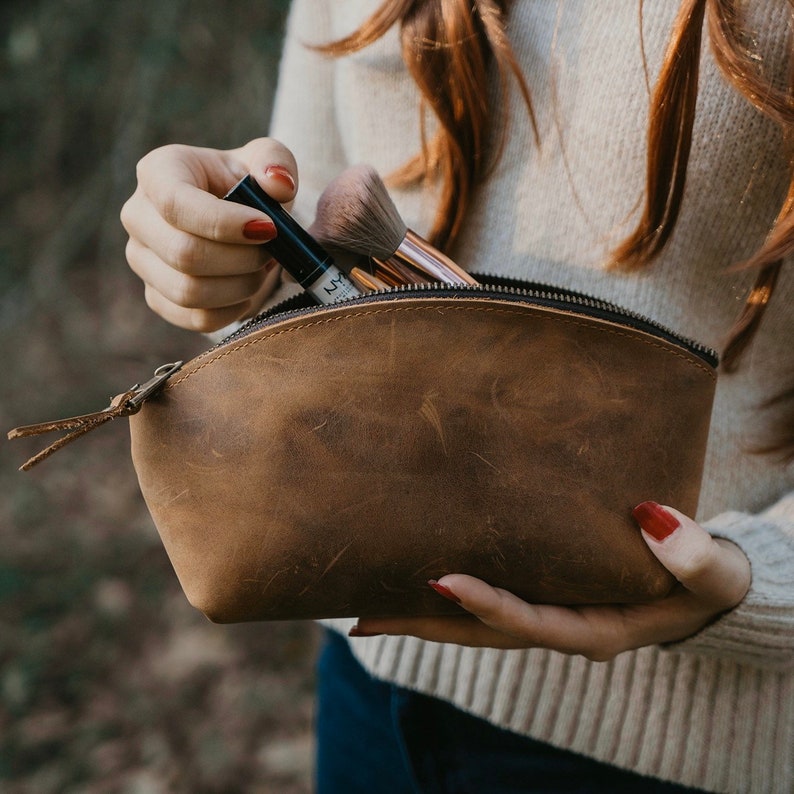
[8,361,182,471]
[8,391,138,471]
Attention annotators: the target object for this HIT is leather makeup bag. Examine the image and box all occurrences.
[118,275,717,622]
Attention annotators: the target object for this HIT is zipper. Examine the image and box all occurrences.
[213,274,719,368]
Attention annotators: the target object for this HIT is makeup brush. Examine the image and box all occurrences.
[348,267,391,292]
[313,165,479,287]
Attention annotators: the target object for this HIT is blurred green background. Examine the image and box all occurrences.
[1,2,322,792]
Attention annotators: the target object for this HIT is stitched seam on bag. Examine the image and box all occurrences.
[167,304,716,390]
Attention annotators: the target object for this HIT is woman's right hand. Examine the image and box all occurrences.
[120,138,299,332]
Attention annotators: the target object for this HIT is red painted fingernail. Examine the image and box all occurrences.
[348,625,381,638]
[265,164,296,192]
[243,219,277,241]
[632,501,680,541]
[428,579,461,604]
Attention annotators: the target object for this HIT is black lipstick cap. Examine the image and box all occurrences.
[224,174,332,285]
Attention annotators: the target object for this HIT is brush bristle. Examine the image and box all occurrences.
[314,165,407,259]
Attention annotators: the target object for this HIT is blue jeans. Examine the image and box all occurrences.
[315,630,701,793]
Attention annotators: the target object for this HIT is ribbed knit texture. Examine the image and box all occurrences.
[268,2,794,791]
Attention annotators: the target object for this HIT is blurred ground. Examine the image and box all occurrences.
[1,2,322,791]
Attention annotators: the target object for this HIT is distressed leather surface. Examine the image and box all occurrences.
[129,295,716,622]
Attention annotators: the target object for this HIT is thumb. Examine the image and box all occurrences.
[632,501,751,609]
[233,137,299,205]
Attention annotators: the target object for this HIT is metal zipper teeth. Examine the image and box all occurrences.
[209,277,719,368]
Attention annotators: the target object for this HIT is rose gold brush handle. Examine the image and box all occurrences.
[372,256,426,286]
[349,267,391,292]
[375,230,478,286]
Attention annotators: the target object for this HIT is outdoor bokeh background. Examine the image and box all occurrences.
[1,2,322,791]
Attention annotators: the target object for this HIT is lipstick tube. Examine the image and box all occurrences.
[224,175,362,305]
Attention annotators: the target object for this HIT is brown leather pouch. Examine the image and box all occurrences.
[123,276,717,622]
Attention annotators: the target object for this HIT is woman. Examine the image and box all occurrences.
[121,2,794,791]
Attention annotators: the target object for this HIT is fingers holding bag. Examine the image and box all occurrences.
[351,504,752,659]
[633,502,752,610]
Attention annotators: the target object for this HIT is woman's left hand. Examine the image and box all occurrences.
[350,502,752,661]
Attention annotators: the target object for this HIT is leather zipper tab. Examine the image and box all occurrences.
[7,361,182,471]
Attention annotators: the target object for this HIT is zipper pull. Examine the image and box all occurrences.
[7,361,182,471]
[126,360,184,411]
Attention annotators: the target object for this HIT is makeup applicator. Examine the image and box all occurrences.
[313,165,479,287]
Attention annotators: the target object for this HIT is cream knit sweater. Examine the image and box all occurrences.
[267,2,794,791]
